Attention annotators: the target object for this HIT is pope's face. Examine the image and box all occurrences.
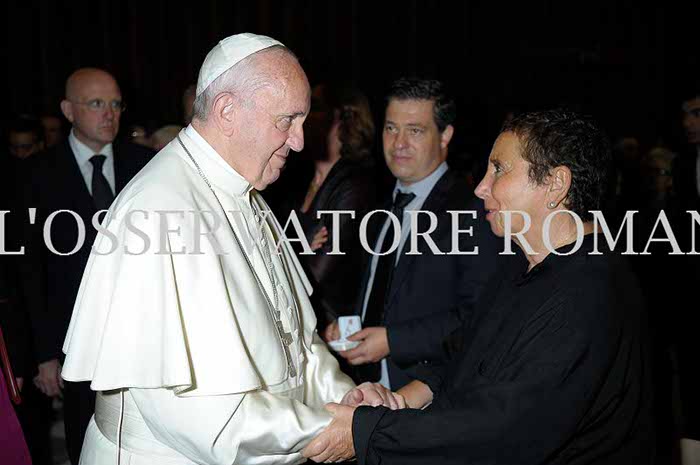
[237,61,310,191]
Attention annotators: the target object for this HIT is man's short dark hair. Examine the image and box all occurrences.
[502,109,611,220]
[385,77,456,132]
[8,116,43,141]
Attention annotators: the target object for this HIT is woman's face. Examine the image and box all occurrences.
[304,85,334,159]
[475,132,549,238]
[326,113,342,155]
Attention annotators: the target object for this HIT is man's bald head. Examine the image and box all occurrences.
[65,68,119,101]
[60,67,123,153]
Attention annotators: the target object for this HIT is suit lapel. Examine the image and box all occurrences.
[57,141,95,211]
[386,170,452,307]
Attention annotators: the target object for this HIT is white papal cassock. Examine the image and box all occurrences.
[61,125,355,464]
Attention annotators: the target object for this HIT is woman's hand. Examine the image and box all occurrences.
[322,320,340,342]
[310,226,329,251]
[397,380,434,409]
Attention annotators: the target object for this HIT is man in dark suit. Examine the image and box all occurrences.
[673,86,700,460]
[674,87,700,210]
[16,68,153,464]
[326,78,501,390]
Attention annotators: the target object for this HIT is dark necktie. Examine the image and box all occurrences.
[89,155,115,211]
[363,191,416,329]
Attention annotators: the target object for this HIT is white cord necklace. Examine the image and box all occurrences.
[177,135,296,377]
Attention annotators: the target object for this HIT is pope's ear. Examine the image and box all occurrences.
[60,100,74,124]
[211,93,237,136]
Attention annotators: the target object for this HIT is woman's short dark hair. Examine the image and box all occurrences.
[386,77,456,132]
[502,109,611,220]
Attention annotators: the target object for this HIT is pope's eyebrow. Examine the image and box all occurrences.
[280,111,306,119]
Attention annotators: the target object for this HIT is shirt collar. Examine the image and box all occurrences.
[182,124,253,197]
[514,232,596,286]
[69,128,114,165]
[394,161,448,200]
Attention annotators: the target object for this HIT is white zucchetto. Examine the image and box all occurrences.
[196,32,284,97]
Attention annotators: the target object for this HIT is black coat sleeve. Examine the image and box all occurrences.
[304,174,375,321]
[354,290,625,465]
[14,160,62,363]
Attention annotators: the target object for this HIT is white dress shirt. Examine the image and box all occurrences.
[360,162,449,388]
[68,129,116,195]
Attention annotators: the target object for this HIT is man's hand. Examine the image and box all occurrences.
[302,403,356,463]
[340,327,389,365]
[311,226,329,251]
[322,320,340,343]
[340,382,406,410]
[34,358,63,397]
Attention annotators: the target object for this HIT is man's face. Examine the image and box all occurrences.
[682,97,700,145]
[383,99,451,185]
[9,131,42,159]
[236,61,310,190]
[40,116,63,148]
[62,72,122,153]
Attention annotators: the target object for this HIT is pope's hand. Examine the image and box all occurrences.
[340,327,389,365]
[302,403,355,463]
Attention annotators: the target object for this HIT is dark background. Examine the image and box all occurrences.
[4,0,698,159]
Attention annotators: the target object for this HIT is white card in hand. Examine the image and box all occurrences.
[338,316,361,340]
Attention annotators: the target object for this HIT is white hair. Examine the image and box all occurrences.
[192,45,295,121]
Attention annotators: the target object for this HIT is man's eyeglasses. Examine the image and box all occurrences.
[71,99,126,112]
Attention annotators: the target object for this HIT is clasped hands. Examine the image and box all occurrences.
[302,382,405,463]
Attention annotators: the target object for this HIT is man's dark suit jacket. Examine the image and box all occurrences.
[353,168,503,389]
[672,146,700,439]
[673,147,699,211]
[16,139,153,364]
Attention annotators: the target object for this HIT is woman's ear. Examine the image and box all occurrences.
[546,165,572,208]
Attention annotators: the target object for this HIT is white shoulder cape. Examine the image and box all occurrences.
[62,133,316,396]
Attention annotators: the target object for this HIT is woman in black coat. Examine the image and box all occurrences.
[303,110,654,465]
[291,84,378,329]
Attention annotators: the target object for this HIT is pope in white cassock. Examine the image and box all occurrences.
[61,33,404,465]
